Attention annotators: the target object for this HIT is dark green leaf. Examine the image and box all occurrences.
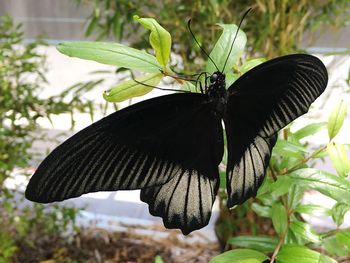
[209,249,268,263]
[270,176,294,197]
[227,235,278,253]
[277,245,337,263]
[271,203,287,235]
[57,42,162,73]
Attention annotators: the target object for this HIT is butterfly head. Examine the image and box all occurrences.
[208,71,226,88]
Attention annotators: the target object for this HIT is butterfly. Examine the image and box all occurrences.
[25,51,328,234]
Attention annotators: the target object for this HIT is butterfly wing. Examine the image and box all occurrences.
[224,54,328,207]
[26,93,224,208]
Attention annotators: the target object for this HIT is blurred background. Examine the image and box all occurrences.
[0,0,349,262]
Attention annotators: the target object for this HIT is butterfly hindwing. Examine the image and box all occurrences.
[140,169,219,235]
[224,54,328,207]
[26,93,224,205]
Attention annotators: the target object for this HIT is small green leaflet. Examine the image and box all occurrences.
[134,15,172,68]
[103,73,163,102]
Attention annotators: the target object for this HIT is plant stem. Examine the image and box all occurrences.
[270,229,286,263]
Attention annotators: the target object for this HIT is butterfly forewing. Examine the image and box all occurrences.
[26,93,224,210]
[224,54,328,207]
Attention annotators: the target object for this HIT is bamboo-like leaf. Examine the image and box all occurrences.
[295,204,330,216]
[103,73,163,102]
[328,99,348,140]
[293,122,326,140]
[57,42,162,73]
[134,15,171,68]
[206,24,246,74]
[327,142,350,177]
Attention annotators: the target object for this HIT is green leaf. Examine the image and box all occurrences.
[327,143,350,177]
[273,139,308,159]
[288,168,350,203]
[154,255,164,263]
[271,203,287,235]
[251,203,271,218]
[270,176,294,197]
[206,24,246,74]
[287,184,305,210]
[134,15,171,68]
[277,245,337,263]
[240,58,266,74]
[293,122,326,140]
[295,204,330,216]
[209,249,268,263]
[227,236,278,253]
[289,221,320,243]
[57,41,162,73]
[322,236,349,257]
[103,73,163,102]
[336,229,350,250]
[332,203,350,226]
[182,81,197,93]
[328,99,348,140]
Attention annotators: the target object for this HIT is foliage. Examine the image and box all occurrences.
[0,16,94,261]
[57,15,350,262]
[76,0,350,71]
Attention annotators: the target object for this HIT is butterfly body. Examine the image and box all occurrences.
[26,54,328,234]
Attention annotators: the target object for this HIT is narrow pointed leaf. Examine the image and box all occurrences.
[57,42,162,73]
[327,143,350,177]
[293,122,326,139]
[206,24,246,74]
[209,249,268,263]
[328,99,348,140]
[103,73,163,102]
[134,15,171,67]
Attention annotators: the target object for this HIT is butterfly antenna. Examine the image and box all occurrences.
[222,8,252,72]
[188,19,220,72]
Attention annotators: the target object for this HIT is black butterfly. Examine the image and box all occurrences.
[25,52,328,234]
